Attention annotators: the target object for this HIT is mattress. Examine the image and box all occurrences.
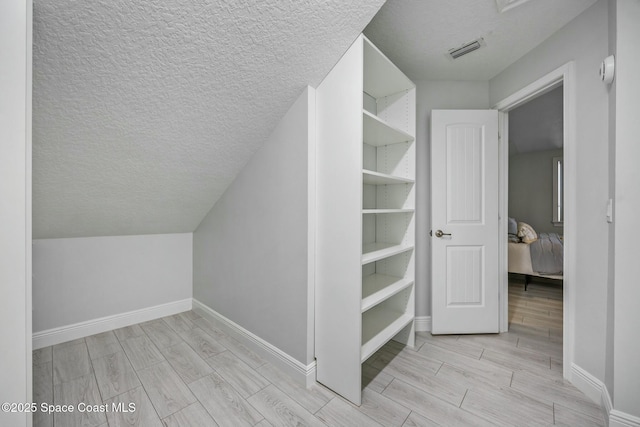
[508,241,563,280]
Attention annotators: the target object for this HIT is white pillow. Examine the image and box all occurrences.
[517,222,538,243]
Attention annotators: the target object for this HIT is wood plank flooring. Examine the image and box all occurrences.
[33,281,604,426]
[508,277,564,335]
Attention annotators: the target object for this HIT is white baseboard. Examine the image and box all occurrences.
[571,363,605,404]
[192,299,316,387]
[32,299,192,349]
[609,410,640,427]
[415,316,431,332]
[571,363,640,427]
[603,384,614,426]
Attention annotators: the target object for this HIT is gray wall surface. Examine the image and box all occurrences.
[509,149,564,235]
[612,0,640,417]
[193,87,314,365]
[491,0,610,382]
[33,233,193,332]
[414,80,490,319]
[604,0,616,404]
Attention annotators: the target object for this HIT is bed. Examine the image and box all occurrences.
[508,219,563,290]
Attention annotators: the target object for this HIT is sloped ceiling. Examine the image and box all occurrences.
[33,0,385,238]
[364,0,598,81]
[509,86,563,155]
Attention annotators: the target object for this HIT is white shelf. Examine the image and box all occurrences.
[362,274,414,313]
[363,36,415,99]
[362,243,413,264]
[361,307,414,363]
[362,209,414,215]
[363,110,414,147]
[315,34,415,406]
[363,170,414,185]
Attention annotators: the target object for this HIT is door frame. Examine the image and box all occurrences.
[493,62,576,379]
[1,1,33,424]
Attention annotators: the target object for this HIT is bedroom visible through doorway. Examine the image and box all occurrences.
[505,84,565,363]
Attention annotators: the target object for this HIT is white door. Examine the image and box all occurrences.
[431,110,499,334]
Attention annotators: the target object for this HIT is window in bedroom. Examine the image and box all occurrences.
[552,156,563,226]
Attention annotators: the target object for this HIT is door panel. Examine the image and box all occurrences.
[431,110,499,334]
[447,125,484,223]
[447,246,483,305]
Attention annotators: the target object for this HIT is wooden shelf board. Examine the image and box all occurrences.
[362,170,414,185]
[363,110,414,147]
[362,275,414,313]
[361,308,414,363]
[362,243,413,264]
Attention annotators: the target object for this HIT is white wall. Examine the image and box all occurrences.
[415,80,490,319]
[491,0,610,382]
[509,149,564,234]
[33,233,192,333]
[612,0,640,418]
[0,0,32,424]
[193,87,315,365]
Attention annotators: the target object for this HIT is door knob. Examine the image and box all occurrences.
[434,229,452,238]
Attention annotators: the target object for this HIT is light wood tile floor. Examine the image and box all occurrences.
[33,282,604,426]
[508,277,564,335]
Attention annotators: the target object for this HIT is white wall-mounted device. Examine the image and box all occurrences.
[599,55,615,84]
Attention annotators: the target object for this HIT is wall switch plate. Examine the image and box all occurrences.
[606,198,614,223]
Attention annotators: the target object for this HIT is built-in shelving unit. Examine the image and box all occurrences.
[315,34,416,406]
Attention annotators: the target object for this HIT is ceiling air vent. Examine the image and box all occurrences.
[448,38,484,59]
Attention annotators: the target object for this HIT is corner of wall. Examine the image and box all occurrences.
[571,363,640,427]
[306,85,318,366]
[193,299,317,387]
[192,88,315,368]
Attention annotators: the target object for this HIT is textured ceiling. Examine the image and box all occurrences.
[509,86,563,155]
[364,0,598,81]
[33,0,385,238]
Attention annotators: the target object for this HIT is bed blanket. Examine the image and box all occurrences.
[530,233,563,275]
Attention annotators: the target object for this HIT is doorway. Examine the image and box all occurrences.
[506,84,564,341]
[495,62,576,379]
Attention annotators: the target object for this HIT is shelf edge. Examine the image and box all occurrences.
[362,244,414,264]
[361,278,414,313]
[361,314,414,363]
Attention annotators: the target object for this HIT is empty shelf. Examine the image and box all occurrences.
[362,208,414,215]
[363,110,414,147]
[362,274,414,313]
[363,36,415,98]
[361,307,414,363]
[362,243,413,264]
[363,170,414,185]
